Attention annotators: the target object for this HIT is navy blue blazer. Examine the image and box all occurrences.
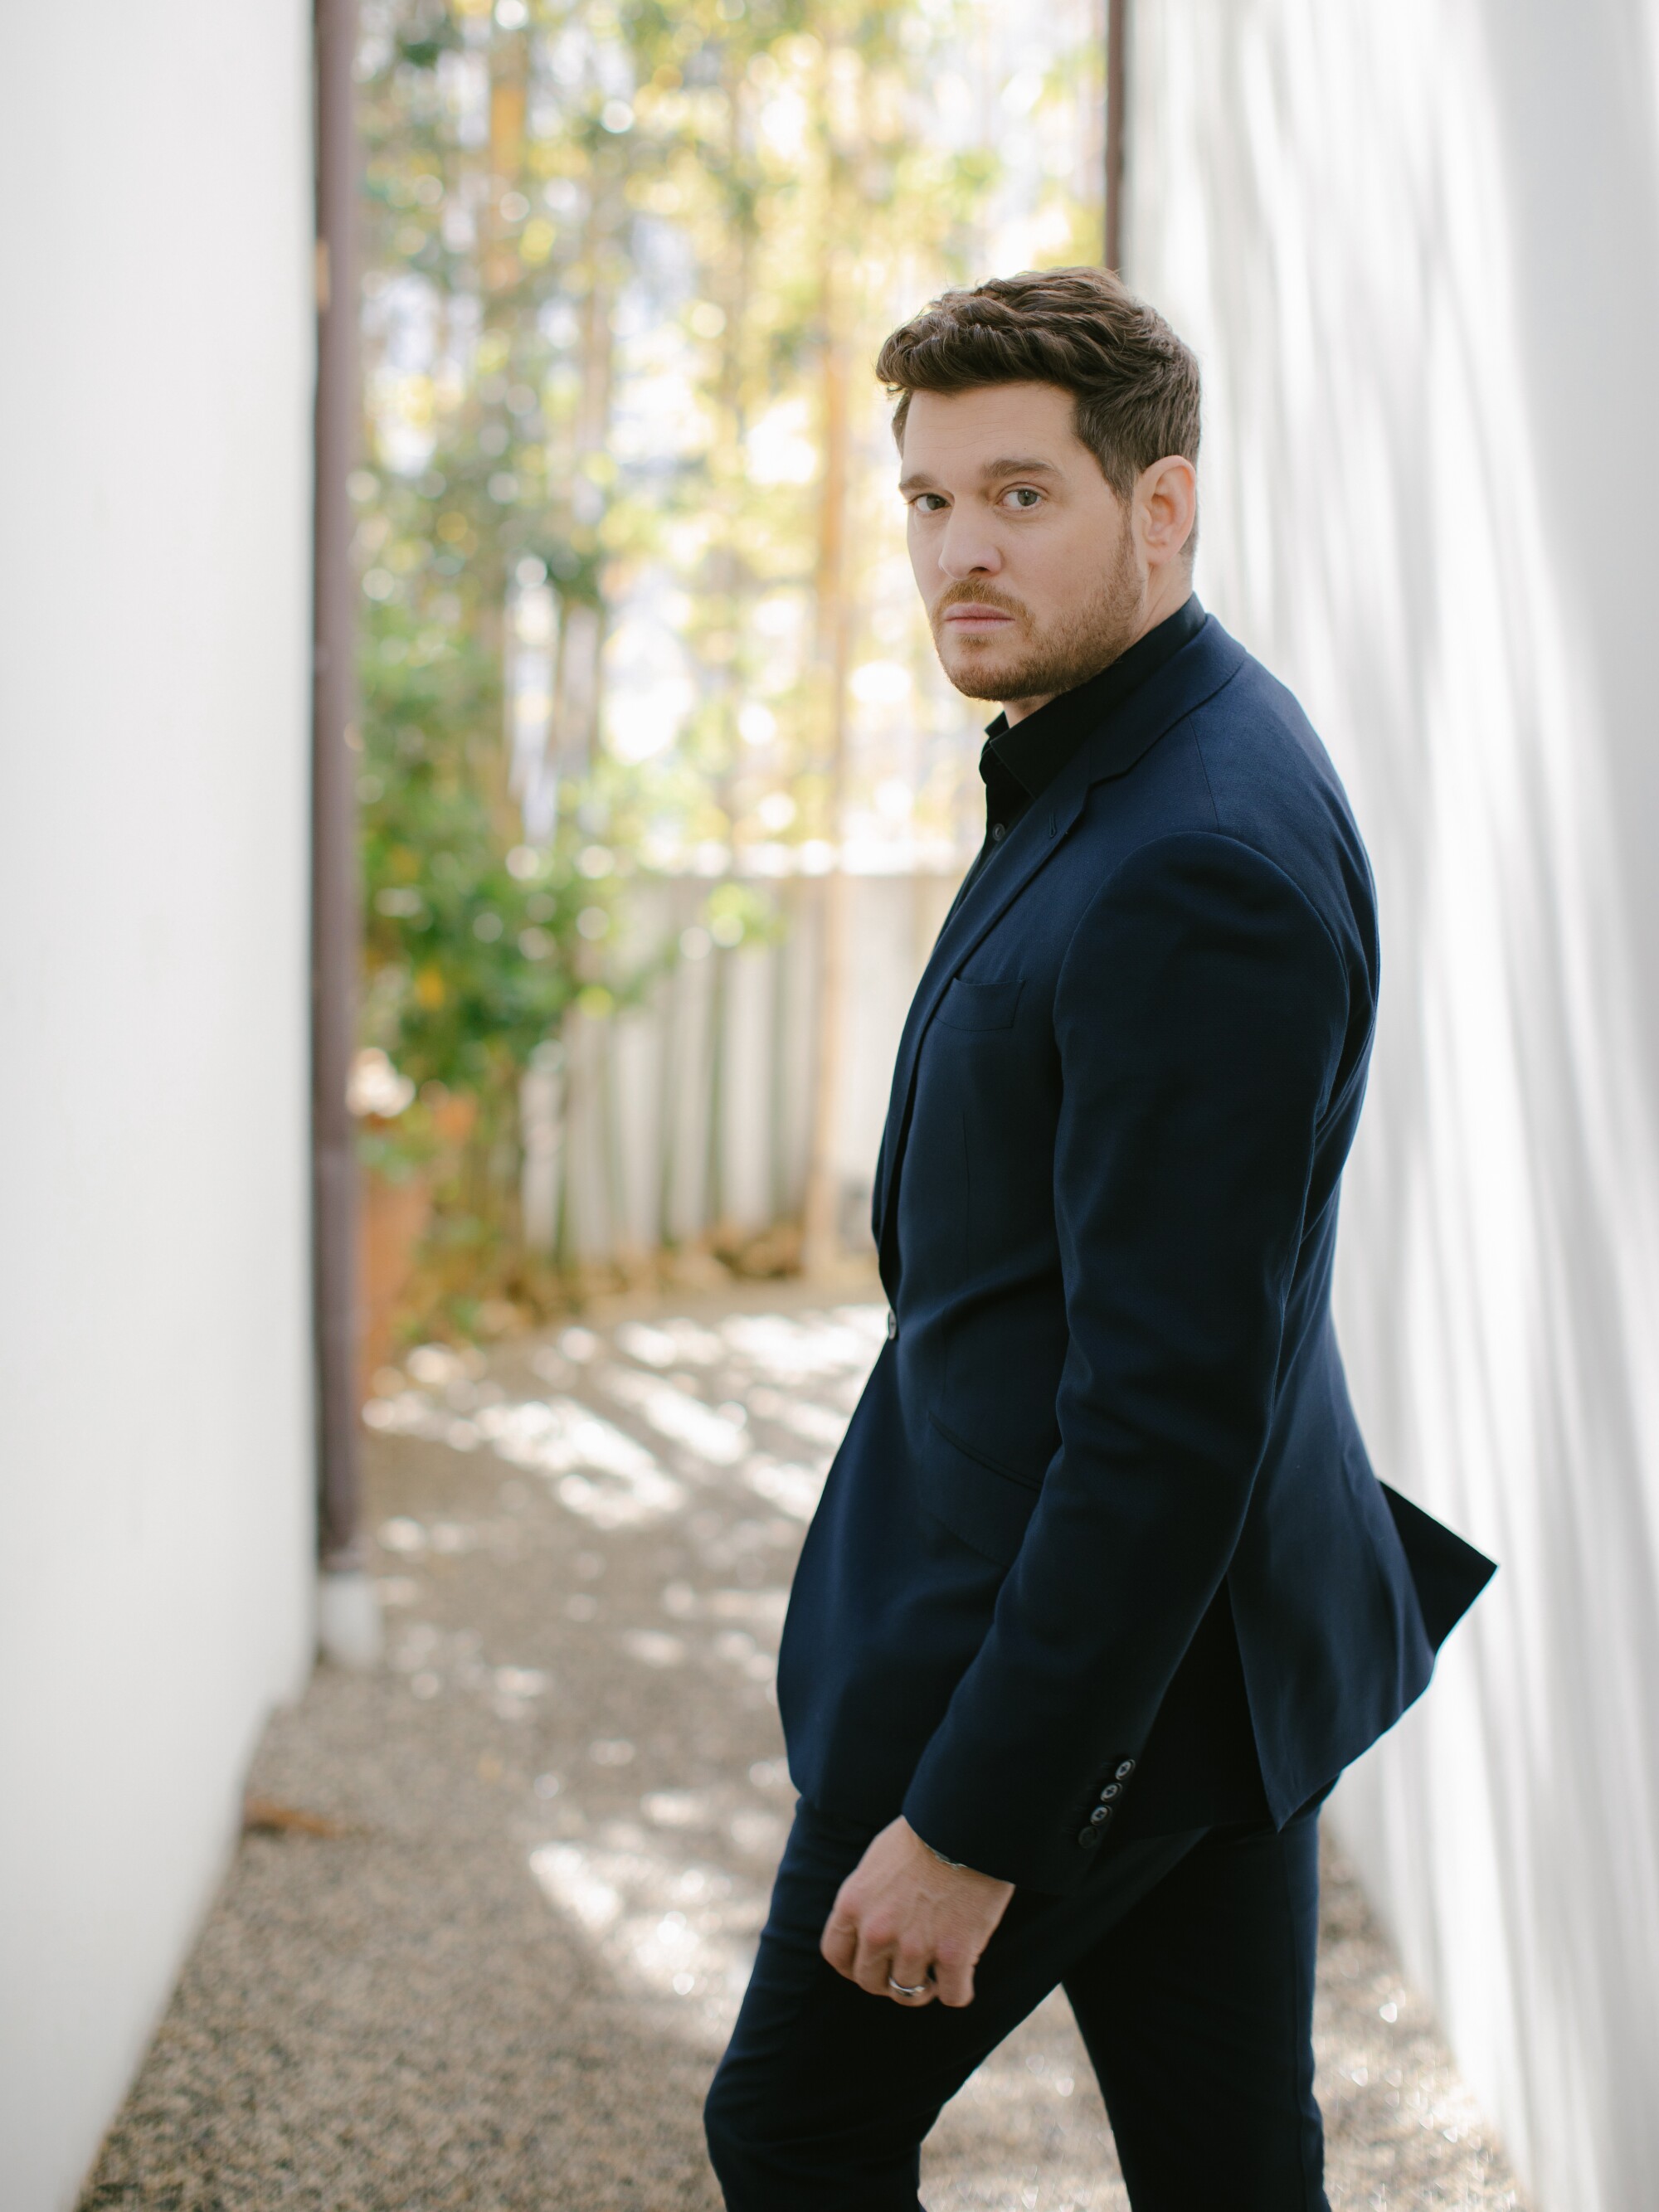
[776,612,1495,1895]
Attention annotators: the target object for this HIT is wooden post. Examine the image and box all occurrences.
[1105,0,1129,274]
[312,0,363,1573]
[800,221,852,1278]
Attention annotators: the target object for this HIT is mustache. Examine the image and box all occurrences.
[932,582,1029,623]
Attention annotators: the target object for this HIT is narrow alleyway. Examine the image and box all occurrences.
[83,1290,1527,2210]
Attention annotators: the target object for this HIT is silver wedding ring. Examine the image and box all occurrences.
[887,1975,928,1998]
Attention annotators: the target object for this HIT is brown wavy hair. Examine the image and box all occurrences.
[875,266,1201,504]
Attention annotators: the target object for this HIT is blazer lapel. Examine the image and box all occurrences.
[873,779,1083,1266]
[873,616,1247,1286]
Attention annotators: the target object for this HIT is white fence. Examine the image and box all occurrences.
[528,871,960,1266]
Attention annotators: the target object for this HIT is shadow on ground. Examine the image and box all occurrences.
[82,1287,1528,2210]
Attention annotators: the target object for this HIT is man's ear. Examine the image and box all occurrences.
[1138,456,1198,569]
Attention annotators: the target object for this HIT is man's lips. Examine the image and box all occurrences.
[941,605,1016,630]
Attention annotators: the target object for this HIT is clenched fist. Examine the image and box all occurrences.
[819,1816,1014,2008]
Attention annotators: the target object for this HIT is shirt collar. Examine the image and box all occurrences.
[981,593,1208,803]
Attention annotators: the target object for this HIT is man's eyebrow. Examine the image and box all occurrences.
[898,456,1063,495]
[980,455,1061,480]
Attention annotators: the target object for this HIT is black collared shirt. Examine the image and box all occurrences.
[958,594,1207,902]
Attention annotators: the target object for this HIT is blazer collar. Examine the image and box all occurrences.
[980,591,1209,807]
[873,613,1247,1285]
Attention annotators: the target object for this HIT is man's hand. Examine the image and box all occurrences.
[820,1816,1014,2008]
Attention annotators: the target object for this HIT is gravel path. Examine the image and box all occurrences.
[81,1289,1529,2211]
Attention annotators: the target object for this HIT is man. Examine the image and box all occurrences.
[704,268,1494,2210]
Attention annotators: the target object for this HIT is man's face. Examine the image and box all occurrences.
[899,382,1144,716]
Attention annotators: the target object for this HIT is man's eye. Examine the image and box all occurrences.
[1004,486,1042,509]
[911,493,947,513]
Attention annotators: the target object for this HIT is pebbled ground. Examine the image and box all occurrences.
[80,1287,1529,2212]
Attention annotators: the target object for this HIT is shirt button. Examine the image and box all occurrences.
[1077,1826,1101,1849]
[1115,1759,1136,1781]
[885,1309,898,1341]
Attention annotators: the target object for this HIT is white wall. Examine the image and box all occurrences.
[1126,7,1659,2207]
[543,872,958,1266]
[0,6,316,2206]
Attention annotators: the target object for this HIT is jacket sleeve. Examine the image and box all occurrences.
[899,829,1351,1893]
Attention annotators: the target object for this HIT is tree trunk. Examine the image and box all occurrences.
[801,197,852,1277]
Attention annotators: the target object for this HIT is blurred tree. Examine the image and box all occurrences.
[352,0,1103,1327]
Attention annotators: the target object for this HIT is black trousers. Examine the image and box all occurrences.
[704,1795,1329,2211]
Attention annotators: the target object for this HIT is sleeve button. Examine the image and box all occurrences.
[1077,1826,1101,1849]
[1089,1805,1112,1826]
[1114,1759,1136,1781]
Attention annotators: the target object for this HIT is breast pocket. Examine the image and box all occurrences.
[935,976,1024,1032]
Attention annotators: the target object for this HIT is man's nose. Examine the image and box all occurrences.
[937,518,1002,581]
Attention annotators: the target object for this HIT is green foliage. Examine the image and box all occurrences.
[357,583,591,1092]
[352,0,1103,1316]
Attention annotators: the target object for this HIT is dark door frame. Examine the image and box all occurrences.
[1106,0,1129,273]
[312,0,362,1573]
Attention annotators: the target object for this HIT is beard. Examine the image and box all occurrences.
[930,517,1142,705]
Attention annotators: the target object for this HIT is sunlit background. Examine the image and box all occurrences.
[348,0,1103,1354]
